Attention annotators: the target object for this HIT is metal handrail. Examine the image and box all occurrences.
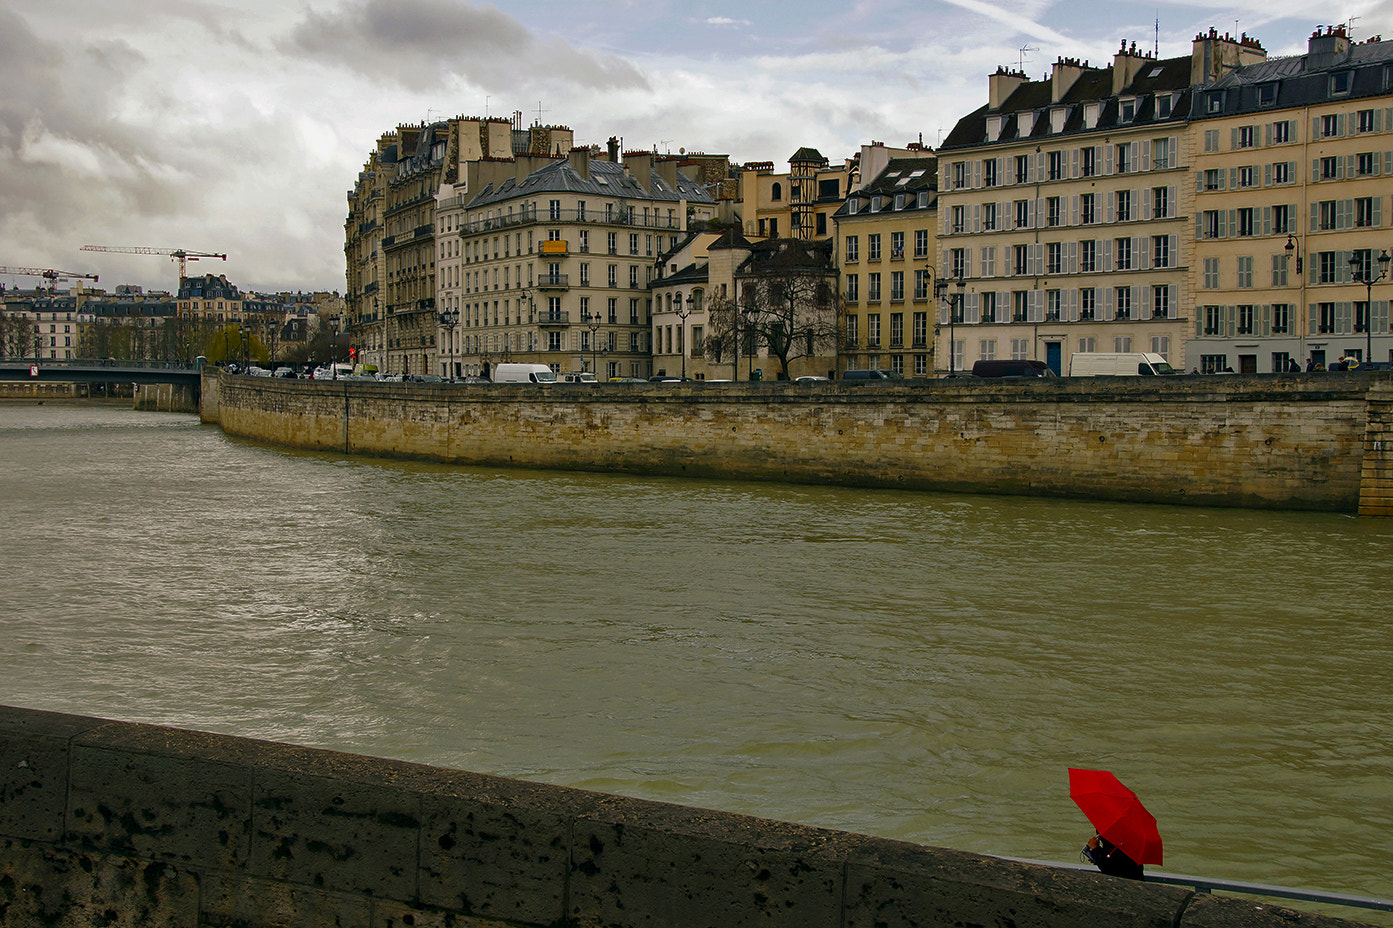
[1000,858,1393,914]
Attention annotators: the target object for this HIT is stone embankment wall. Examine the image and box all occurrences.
[0,381,85,400]
[133,382,198,413]
[0,704,1371,928]
[205,372,1393,512]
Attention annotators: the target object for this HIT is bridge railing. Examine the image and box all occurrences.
[1001,857,1393,915]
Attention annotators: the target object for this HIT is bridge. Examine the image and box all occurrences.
[0,359,201,390]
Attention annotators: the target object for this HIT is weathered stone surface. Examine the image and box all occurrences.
[0,837,198,927]
[207,373,1383,513]
[0,705,101,842]
[1180,892,1382,928]
[199,871,372,928]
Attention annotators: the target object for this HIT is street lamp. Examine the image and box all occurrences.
[1350,249,1390,365]
[742,306,757,380]
[676,293,693,380]
[437,306,459,380]
[932,270,967,374]
[582,309,601,374]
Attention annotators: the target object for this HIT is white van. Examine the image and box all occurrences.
[492,363,557,384]
[1069,352,1179,377]
[558,371,598,384]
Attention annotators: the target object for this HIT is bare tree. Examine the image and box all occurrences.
[735,239,840,380]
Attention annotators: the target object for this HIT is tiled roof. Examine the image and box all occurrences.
[466,157,716,209]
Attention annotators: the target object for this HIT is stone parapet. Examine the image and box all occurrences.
[206,373,1389,512]
[0,705,1375,928]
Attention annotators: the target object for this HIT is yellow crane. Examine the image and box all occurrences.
[0,266,99,291]
[80,244,227,280]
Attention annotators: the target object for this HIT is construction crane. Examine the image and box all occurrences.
[80,244,227,279]
[0,266,99,291]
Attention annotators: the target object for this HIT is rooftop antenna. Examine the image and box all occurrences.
[1018,44,1038,71]
[1154,15,1160,57]
[535,100,548,126]
[1347,15,1359,37]
[484,95,490,118]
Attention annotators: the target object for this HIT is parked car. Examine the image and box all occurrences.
[841,369,903,382]
[970,359,1056,378]
[796,375,830,382]
[273,367,296,378]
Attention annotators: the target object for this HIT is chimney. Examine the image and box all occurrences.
[989,66,1028,110]
[1051,57,1087,103]
[625,151,653,191]
[1111,39,1153,94]
[607,136,620,162]
[1191,26,1268,84]
[567,145,591,181]
[655,156,679,189]
[1307,24,1350,69]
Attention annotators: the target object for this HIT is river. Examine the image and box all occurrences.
[2,403,1390,918]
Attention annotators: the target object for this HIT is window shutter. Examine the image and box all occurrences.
[1312,117,1321,139]
[1262,206,1272,236]
[1225,305,1237,338]
[1218,210,1229,237]
[972,204,981,232]
[1311,159,1320,182]
[1374,197,1383,228]
[1195,213,1204,239]
[1140,142,1150,171]
[1229,167,1238,189]
[1311,208,1320,233]
[1169,235,1178,266]
[1337,113,1346,137]
[1336,301,1353,334]
[1106,192,1115,223]
[1374,300,1390,335]
[1196,171,1205,193]
[1265,123,1273,146]
[1231,127,1240,149]
[1264,163,1272,186]
[1071,195,1079,225]
[1105,145,1114,174]
[1102,238,1112,271]
[1142,195,1152,221]
[1261,304,1271,337]
[1071,149,1079,176]
[1169,138,1177,166]
[1385,151,1393,175]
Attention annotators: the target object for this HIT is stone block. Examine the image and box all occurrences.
[199,871,372,928]
[569,807,844,928]
[0,705,101,841]
[0,837,199,927]
[248,767,421,901]
[1179,892,1380,928]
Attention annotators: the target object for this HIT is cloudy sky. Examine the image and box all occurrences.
[4,0,1385,295]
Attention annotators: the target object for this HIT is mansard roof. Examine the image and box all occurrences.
[940,54,1193,151]
[466,157,716,209]
[832,156,937,219]
[1194,36,1393,117]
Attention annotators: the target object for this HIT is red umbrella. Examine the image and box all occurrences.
[1068,768,1163,865]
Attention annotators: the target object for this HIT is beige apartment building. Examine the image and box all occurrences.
[453,147,717,380]
[1189,26,1393,372]
[935,41,1211,374]
[832,156,939,377]
[739,149,854,240]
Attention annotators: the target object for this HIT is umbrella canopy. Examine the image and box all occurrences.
[1068,768,1163,865]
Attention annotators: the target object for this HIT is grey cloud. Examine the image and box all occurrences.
[282,0,649,93]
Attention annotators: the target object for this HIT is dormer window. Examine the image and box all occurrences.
[1120,98,1136,122]
[1083,102,1101,129]
[1258,83,1278,106]
[1155,94,1173,119]
[1049,106,1068,133]
[1331,71,1352,95]
[1205,91,1224,114]
[986,115,1004,141]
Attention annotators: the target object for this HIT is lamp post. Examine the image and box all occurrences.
[437,306,459,380]
[1350,249,1390,365]
[1285,234,1306,367]
[677,294,693,380]
[742,307,756,380]
[582,309,601,374]
[931,270,967,374]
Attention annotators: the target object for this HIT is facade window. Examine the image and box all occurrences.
[1331,72,1352,95]
[1114,237,1132,270]
[1237,256,1254,289]
[1014,155,1029,183]
[1320,156,1339,179]
[982,203,997,231]
[951,205,965,233]
[1014,199,1030,229]
[1116,190,1131,222]
[844,315,858,347]
[846,274,859,302]
[1079,288,1095,320]
[1048,150,1064,180]
[1237,126,1255,148]
[890,312,904,347]
[1205,129,1221,152]
[1272,162,1291,184]
[1204,305,1222,335]
[1046,289,1062,320]
[1013,244,1029,275]
[1322,114,1340,138]
[1151,187,1169,218]
[1272,303,1290,334]
[1203,257,1220,288]
[867,314,881,348]
[846,235,859,262]
[1318,302,1336,333]
[1152,138,1170,168]
[1082,147,1096,177]
[1237,166,1255,188]
[1318,251,1338,284]
[1357,197,1376,228]
[1012,291,1028,323]
[913,270,928,300]
[1358,109,1376,133]
[890,272,905,302]
[1115,287,1131,319]
[1114,336,1134,353]
[1078,337,1097,353]
[1153,285,1170,318]
[891,231,905,259]
[1259,84,1278,106]
[1203,169,1223,190]
[983,160,998,187]
[868,234,881,260]
[1080,240,1096,272]
[1272,204,1291,234]
[914,229,929,258]
[1047,242,1062,274]
[1080,194,1096,224]
[980,291,997,323]
[979,338,996,360]
[1116,143,1131,175]
[1357,152,1376,176]
[1273,120,1291,143]
[1156,95,1172,118]
[868,273,881,302]
[913,312,928,347]
[1047,197,1061,227]
[1203,210,1221,239]
[1236,208,1255,237]
[950,248,967,278]
[952,162,968,188]
[548,199,561,220]
[1319,200,1337,230]
[1152,235,1170,268]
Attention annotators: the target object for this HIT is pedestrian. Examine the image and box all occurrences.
[1306,358,1315,372]
[1083,833,1145,880]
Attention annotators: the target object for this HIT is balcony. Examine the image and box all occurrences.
[540,240,569,256]
[538,312,570,327]
[536,274,570,290]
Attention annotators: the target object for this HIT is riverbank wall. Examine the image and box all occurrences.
[0,704,1371,928]
[202,371,1393,514]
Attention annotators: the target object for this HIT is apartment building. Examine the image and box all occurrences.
[1190,26,1393,372]
[832,156,939,376]
[740,149,854,240]
[936,42,1200,375]
[454,147,717,379]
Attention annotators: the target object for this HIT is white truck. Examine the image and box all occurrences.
[1069,352,1179,377]
[492,363,557,383]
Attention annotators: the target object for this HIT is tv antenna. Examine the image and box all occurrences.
[1018,45,1038,71]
